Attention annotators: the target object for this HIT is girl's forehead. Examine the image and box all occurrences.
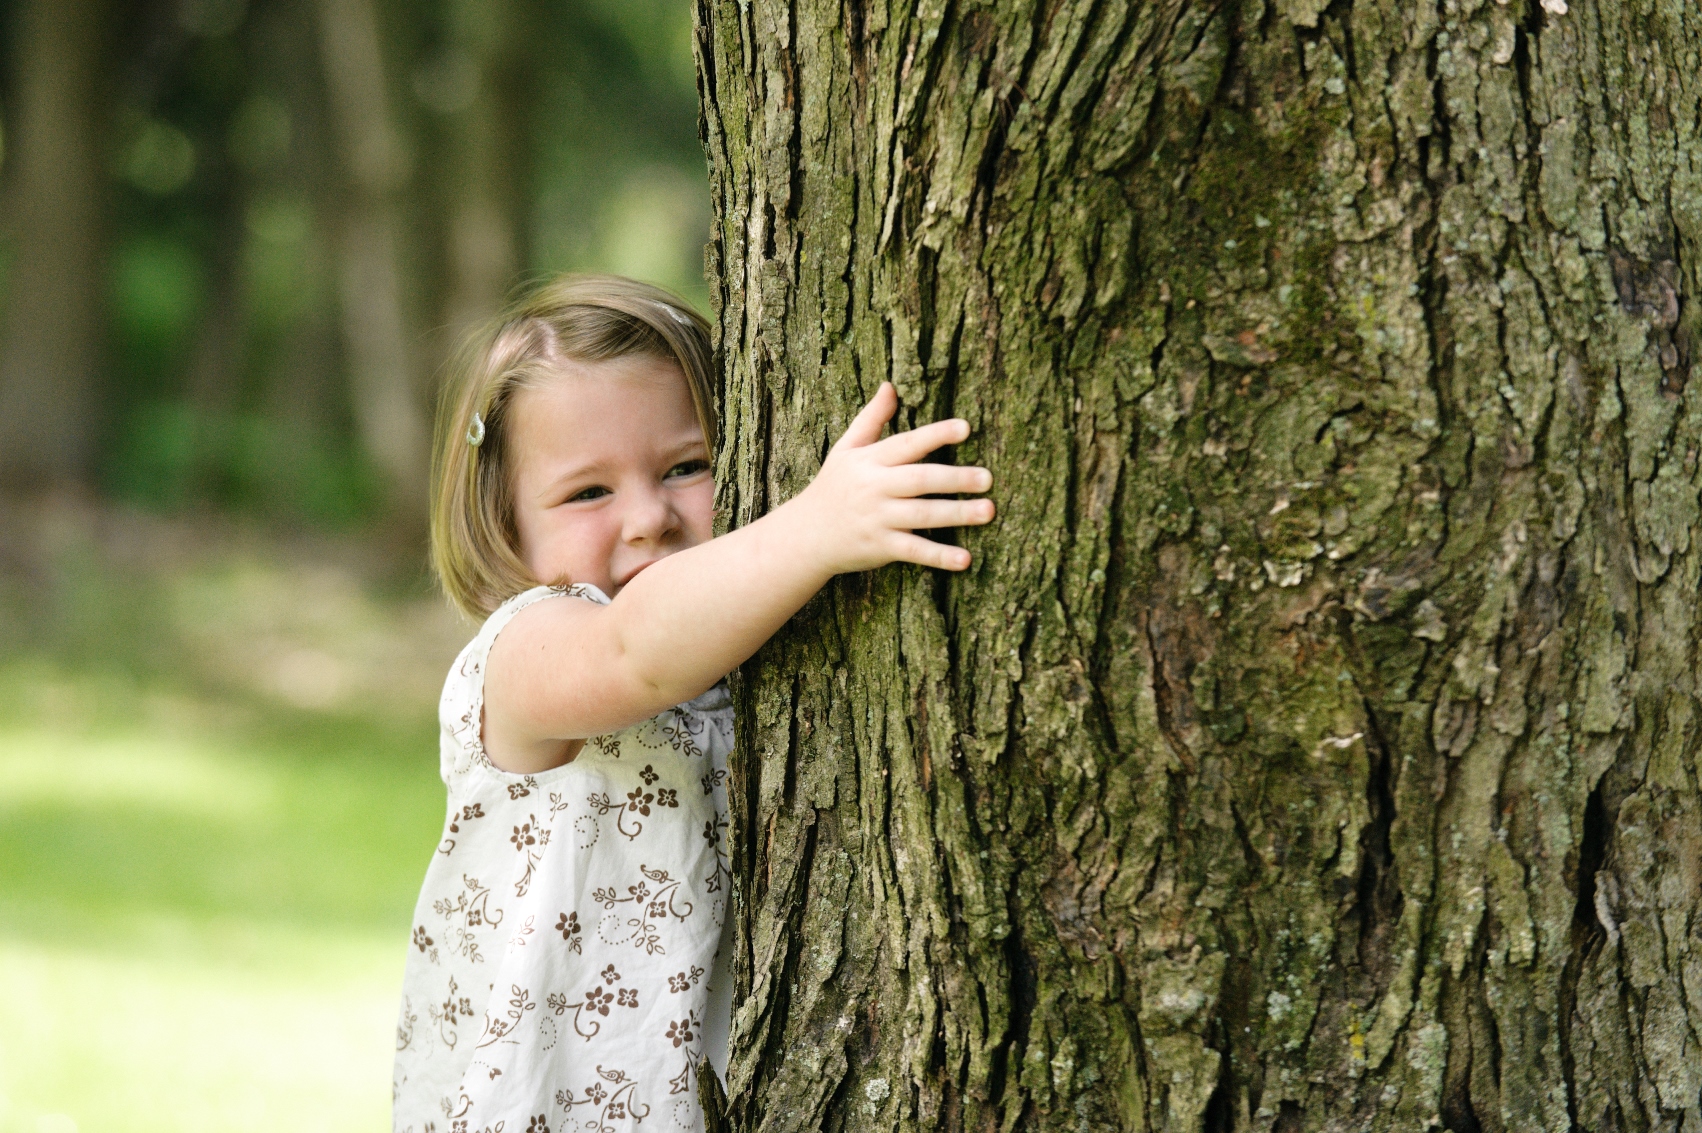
[510,359,704,463]
[543,352,687,388]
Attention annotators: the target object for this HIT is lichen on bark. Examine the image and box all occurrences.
[696,0,1702,1129]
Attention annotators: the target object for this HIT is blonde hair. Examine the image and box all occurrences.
[430,274,716,619]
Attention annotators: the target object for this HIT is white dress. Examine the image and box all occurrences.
[393,584,733,1133]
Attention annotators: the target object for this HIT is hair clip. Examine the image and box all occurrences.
[466,412,485,447]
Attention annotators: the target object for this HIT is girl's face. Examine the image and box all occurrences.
[508,355,713,597]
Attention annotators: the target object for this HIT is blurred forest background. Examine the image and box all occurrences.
[0,0,707,1127]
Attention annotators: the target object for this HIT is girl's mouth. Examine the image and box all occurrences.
[616,559,660,588]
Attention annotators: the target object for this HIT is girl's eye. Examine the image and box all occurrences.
[665,460,709,479]
[568,486,610,502]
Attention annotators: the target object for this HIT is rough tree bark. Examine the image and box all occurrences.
[697,1,1702,1131]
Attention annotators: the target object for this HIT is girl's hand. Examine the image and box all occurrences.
[483,382,994,768]
[792,382,995,574]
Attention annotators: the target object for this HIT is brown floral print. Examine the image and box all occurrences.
[667,966,704,994]
[661,710,705,758]
[428,976,476,1048]
[556,1066,651,1133]
[586,787,658,841]
[592,865,694,955]
[554,911,583,954]
[397,997,419,1051]
[394,584,731,1133]
[439,802,489,855]
[512,794,570,898]
[664,1015,695,1048]
[472,984,536,1049]
[547,978,640,1042]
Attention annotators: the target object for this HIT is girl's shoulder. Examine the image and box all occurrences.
[436,583,730,786]
[490,581,611,625]
[472,582,611,659]
[437,583,610,782]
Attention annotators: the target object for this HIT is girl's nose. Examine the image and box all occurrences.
[621,483,680,545]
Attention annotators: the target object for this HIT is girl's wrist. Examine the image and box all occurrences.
[763,487,845,585]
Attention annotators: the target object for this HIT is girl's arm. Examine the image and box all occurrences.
[482,383,994,771]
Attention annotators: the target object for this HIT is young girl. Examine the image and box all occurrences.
[392,275,994,1132]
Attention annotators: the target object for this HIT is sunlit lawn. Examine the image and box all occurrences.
[0,513,463,1132]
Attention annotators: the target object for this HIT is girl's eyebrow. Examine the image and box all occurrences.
[662,436,710,459]
[537,435,709,498]
[537,458,615,499]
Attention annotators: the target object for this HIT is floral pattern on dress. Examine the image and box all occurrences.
[394,584,731,1133]
[557,1066,650,1133]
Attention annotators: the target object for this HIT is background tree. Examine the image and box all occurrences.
[699,1,1702,1130]
[0,1,723,1125]
[0,0,113,487]
[0,0,709,529]
[315,0,430,515]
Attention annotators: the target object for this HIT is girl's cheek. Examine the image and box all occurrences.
[685,482,715,537]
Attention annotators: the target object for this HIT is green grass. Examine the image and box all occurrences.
[0,519,461,1133]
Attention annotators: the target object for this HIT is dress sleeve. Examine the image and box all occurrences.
[438,583,612,782]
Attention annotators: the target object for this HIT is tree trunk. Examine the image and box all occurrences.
[434,0,529,346]
[697,1,1702,1131]
[0,0,112,489]
[316,0,430,517]
[251,0,345,439]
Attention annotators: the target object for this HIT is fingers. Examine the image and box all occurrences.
[888,497,997,531]
[832,382,898,451]
[890,462,993,497]
[888,533,974,571]
[832,383,975,468]
[817,386,995,576]
[874,416,971,466]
